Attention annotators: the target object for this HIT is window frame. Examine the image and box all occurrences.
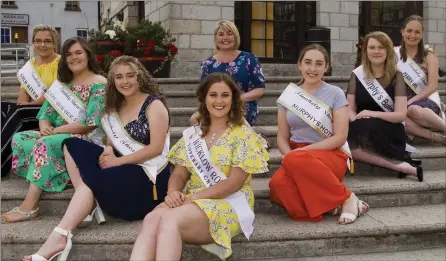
[1,1,18,9]
[65,1,81,11]
[360,1,423,46]
[1,27,12,44]
[76,28,88,39]
[235,1,316,64]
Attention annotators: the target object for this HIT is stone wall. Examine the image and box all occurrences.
[145,1,234,77]
[423,1,446,70]
[317,1,359,76]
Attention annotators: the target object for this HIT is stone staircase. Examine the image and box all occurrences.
[2,77,446,260]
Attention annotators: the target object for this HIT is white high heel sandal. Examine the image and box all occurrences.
[77,200,106,229]
[29,227,73,261]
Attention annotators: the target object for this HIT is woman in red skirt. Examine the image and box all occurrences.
[269,44,368,224]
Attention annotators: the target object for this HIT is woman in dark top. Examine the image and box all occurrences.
[23,56,171,261]
[193,20,265,126]
[347,31,422,182]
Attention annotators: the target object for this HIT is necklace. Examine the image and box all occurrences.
[207,127,227,146]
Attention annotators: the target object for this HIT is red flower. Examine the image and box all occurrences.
[95,54,105,62]
[109,50,122,57]
[167,43,178,55]
[143,49,152,57]
[146,40,155,50]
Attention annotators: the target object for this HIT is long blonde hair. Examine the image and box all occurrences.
[361,31,397,84]
[32,24,60,53]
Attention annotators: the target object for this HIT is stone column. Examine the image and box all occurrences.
[423,1,446,70]
[317,1,359,76]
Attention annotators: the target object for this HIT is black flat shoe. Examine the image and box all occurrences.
[410,159,422,166]
[398,172,407,179]
[417,165,423,182]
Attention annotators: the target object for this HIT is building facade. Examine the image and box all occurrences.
[1,1,99,49]
[104,1,446,77]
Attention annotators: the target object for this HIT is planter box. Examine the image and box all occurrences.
[95,41,126,53]
[137,57,171,78]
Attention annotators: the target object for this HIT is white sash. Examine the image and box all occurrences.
[183,126,254,239]
[353,66,416,153]
[101,112,169,184]
[276,83,353,170]
[394,46,445,120]
[44,80,105,145]
[17,60,47,100]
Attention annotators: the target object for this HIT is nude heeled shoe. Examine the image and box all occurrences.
[28,227,73,261]
[77,200,106,229]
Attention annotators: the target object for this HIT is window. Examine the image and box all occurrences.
[235,1,316,63]
[1,27,12,43]
[76,29,88,39]
[65,1,80,11]
[1,1,17,8]
[360,1,423,45]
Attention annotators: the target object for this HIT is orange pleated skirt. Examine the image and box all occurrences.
[269,141,351,222]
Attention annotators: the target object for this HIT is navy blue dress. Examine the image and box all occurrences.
[63,95,171,221]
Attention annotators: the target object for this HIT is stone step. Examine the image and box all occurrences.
[254,248,446,261]
[2,169,445,216]
[2,204,445,260]
[170,124,446,150]
[2,76,446,90]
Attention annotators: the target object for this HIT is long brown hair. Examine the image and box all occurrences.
[58,37,103,83]
[196,72,244,137]
[296,44,330,85]
[104,55,167,114]
[400,15,429,62]
[361,31,397,85]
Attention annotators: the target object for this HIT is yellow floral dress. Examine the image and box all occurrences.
[167,124,269,260]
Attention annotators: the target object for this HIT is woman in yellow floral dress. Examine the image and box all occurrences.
[130,72,269,261]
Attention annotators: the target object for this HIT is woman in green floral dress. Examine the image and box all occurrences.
[1,37,107,223]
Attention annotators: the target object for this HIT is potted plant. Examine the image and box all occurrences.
[126,20,178,78]
[88,19,128,55]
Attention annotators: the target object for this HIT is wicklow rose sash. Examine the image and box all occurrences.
[183,126,254,239]
[44,80,105,145]
[277,83,353,171]
[353,66,416,153]
[394,46,445,120]
[101,112,170,186]
[17,60,47,100]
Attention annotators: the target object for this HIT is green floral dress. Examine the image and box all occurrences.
[11,83,105,192]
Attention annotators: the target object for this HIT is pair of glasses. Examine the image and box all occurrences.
[34,40,54,45]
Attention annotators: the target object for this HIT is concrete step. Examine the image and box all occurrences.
[2,204,445,260]
[2,76,446,90]
[2,169,445,215]
[254,248,446,261]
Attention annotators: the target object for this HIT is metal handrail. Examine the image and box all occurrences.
[1,47,30,73]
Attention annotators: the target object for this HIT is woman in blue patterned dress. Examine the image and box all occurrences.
[193,20,265,126]
[397,15,446,145]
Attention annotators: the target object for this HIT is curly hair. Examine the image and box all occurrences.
[32,24,60,53]
[104,55,167,114]
[58,37,104,83]
[196,72,244,137]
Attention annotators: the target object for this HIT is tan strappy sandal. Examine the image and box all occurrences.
[1,207,41,223]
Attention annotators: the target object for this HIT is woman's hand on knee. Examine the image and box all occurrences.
[155,202,171,209]
[39,126,54,137]
[164,191,186,208]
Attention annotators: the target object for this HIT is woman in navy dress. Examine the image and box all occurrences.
[397,15,446,144]
[195,20,265,126]
[23,56,171,261]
